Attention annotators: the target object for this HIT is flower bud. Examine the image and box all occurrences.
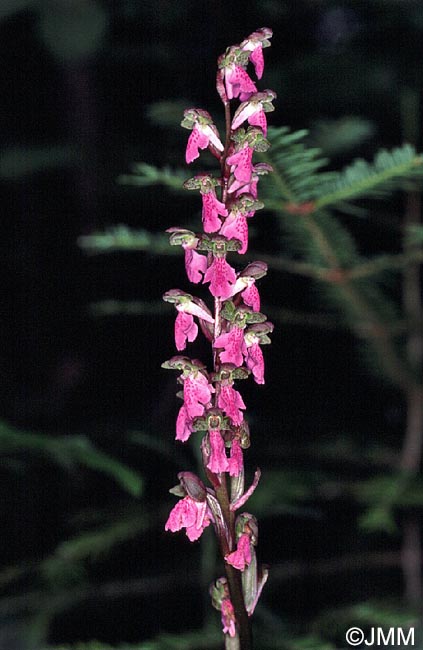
[239,420,251,449]
[210,576,229,611]
[162,288,193,303]
[240,261,268,280]
[216,68,228,103]
[181,108,214,130]
[166,227,197,247]
[236,512,258,544]
[177,471,207,502]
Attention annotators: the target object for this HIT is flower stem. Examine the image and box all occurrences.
[215,477,252,649]
[225,633,241,649]
[221,101,232,204]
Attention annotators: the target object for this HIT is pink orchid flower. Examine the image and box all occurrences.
[228,437,244,477]
[231,90,276,137]
[201,188,228,233]
[248,46,265,79]
[176,404,194,442]
[219,210,249,254]
[244,333,265,384]
[184,247,207,283]
[232,103,267,136]
[225,532,252,571]
[183,371,214,419]
[207,428,229,474]
[226,145,254,184]
[175,312,198,351]
[175,299,214,323]
[230,161,273,197]
[214,327,246,367]
[221,598,236,638]
[218,384,246,426]
[165,495,212,542]
[240,28,273,80]
[182,108,224,164]
[230,173,258,198]
[224,64,257,101]
[186,124,224,163]
[228,277,261,312]
[242,281,260,311]
[203,256,237,299]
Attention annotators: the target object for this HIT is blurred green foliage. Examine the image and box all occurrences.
[1,1,423,648]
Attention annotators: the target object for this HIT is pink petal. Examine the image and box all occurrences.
[227,147,253,183]
[245,342,265,384]
[186,500,211,541]
[175,312,198,351]
[202,191,227,233]
[220,212,248,254]
[225,533,252,570]
[184,373,213,419]
[228,437,244,477]
[250,45,264,79]
[203,124,224,152]
[214,328,246,367]
[248,108,267,136]
[176,404,193,442]
[242,283,260,311]
[184,248,207,283]
[231,102,257,132]
[165,496,197,532]
[231,176,258,198]
[218,385,246,426]
[225,65,257,100]
[207,428,229,474]
[185,126,210,164]
[165,497,211,541]
[203,257,236,299]
[176,301,214,323]
[221,599,236,637]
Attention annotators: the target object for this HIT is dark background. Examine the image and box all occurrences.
[0,1,422,648]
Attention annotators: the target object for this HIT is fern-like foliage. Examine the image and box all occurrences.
[261,127,423,214]
[316,144,423,209]
[118,163,187,191]
[259,127,335,207]
[0,420,143,497]
[78,225,173,255]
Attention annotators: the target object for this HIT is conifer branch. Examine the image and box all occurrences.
[300,214,419,393]
[315,146,423,211]
[347,249,423,279]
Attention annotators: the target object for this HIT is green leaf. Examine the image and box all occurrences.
[316,144,423,211]
[118,163,187,191]
[78,225,172,255]
[261,127,423,215]
[359,506,397,534]
[41,515,148,583]
[0,420,142,497]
